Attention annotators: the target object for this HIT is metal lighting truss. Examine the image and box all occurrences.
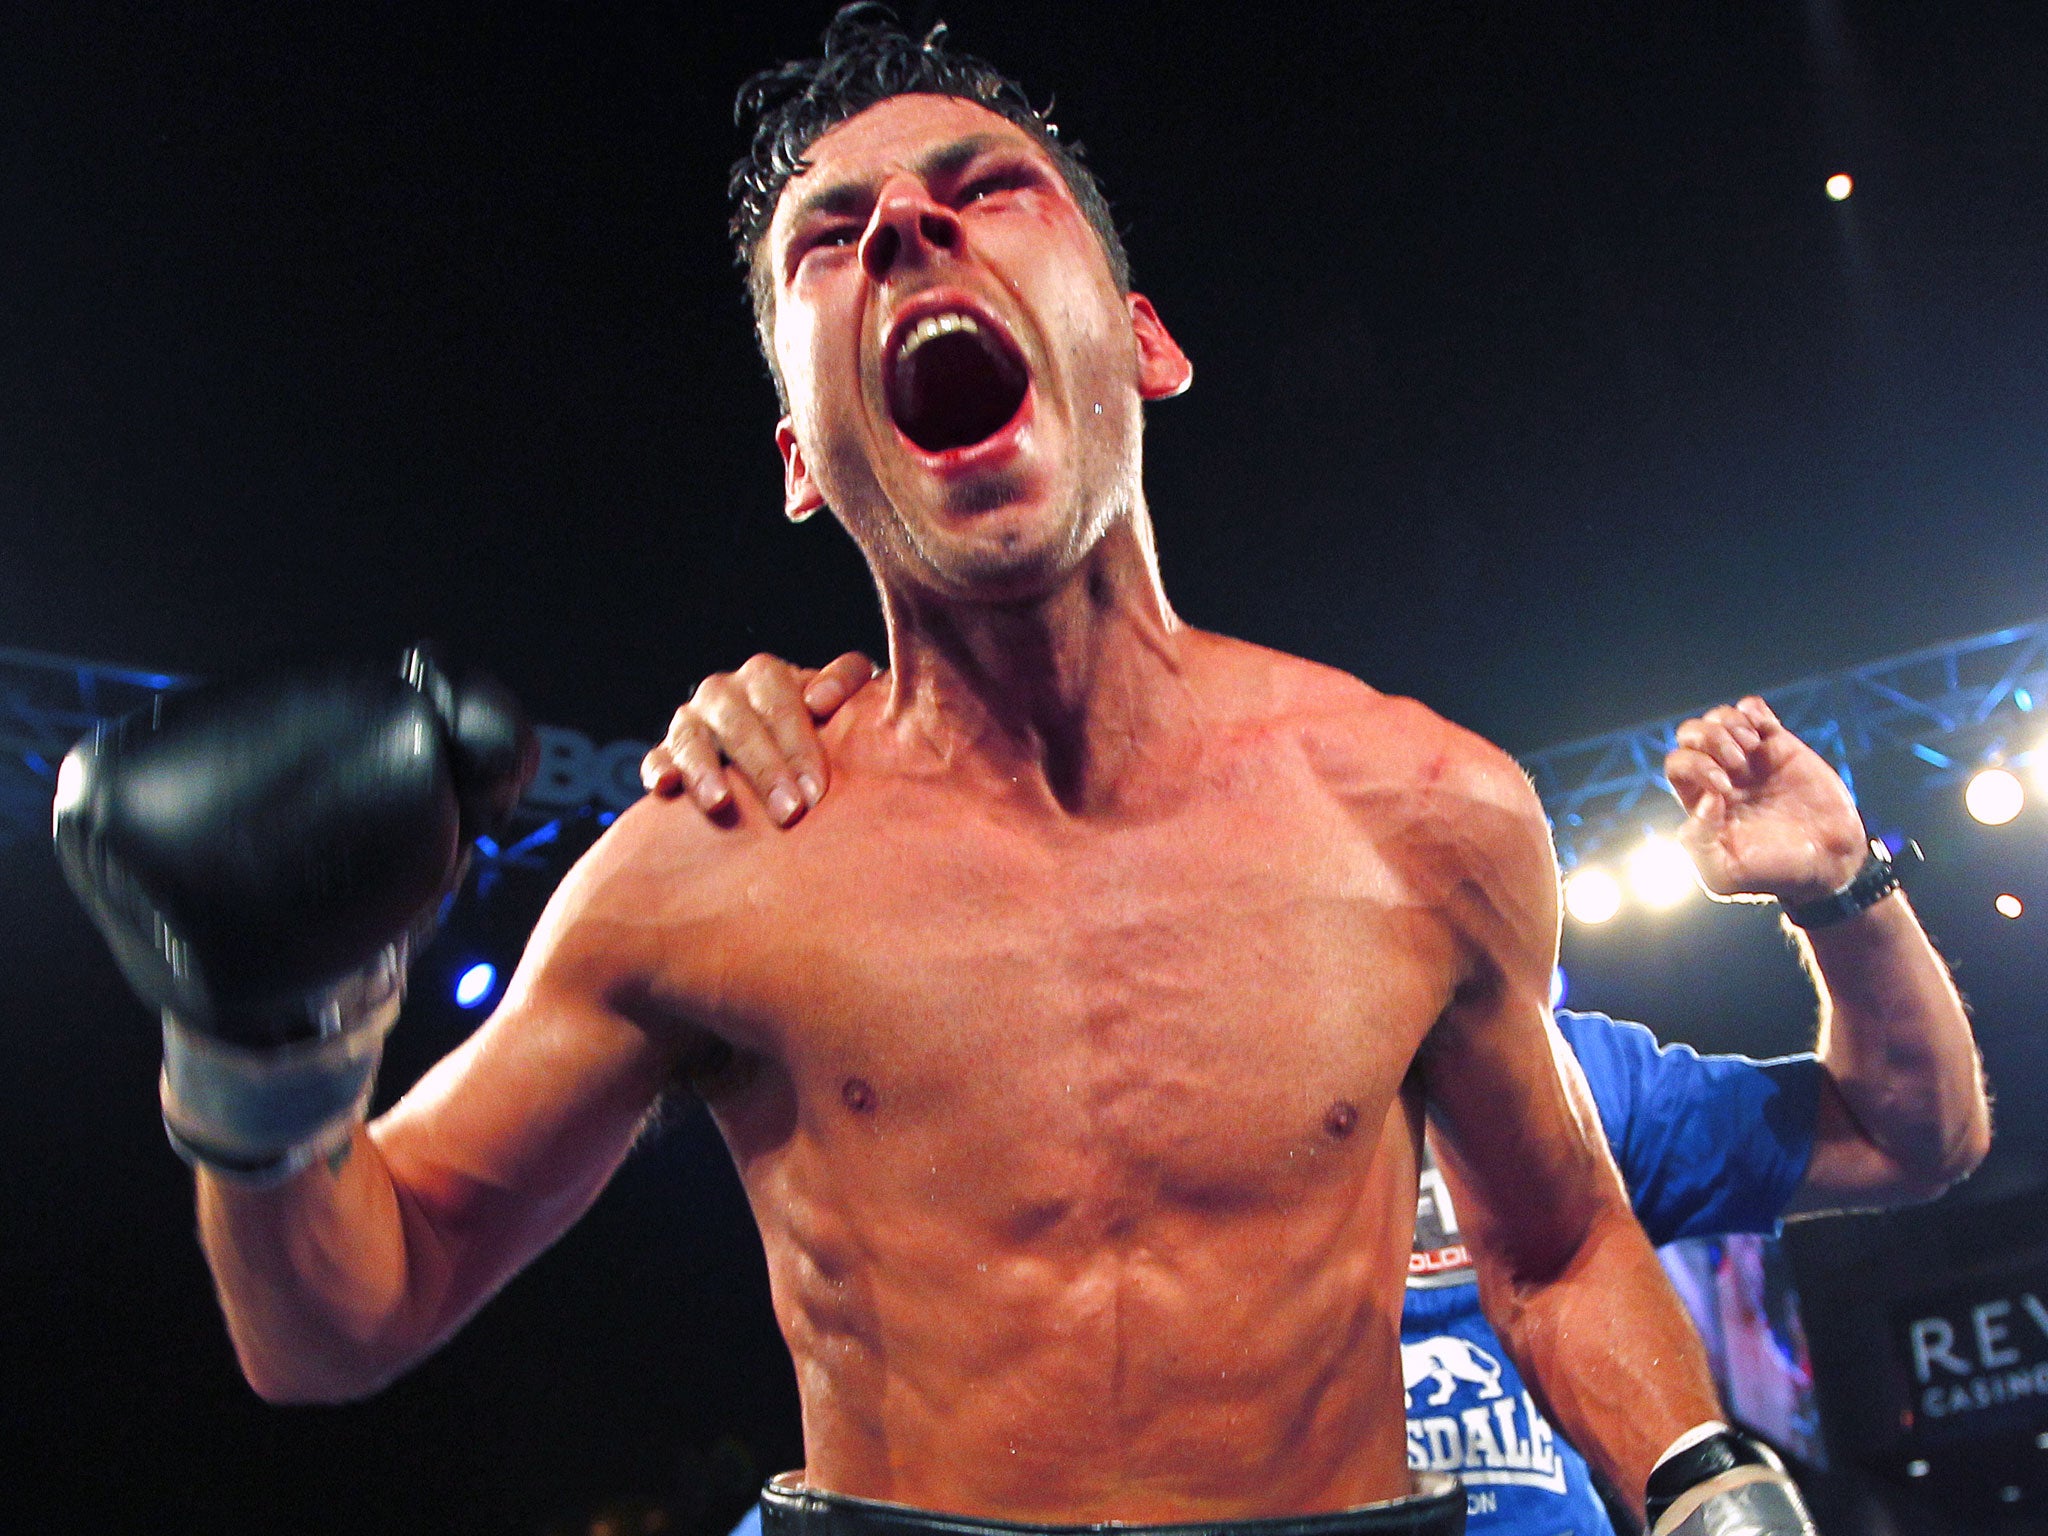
[9,618,2048,872]
[1523,619,2048,871]
[0,647,189,848]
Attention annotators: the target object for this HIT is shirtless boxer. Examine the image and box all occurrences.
[59,8,1829,1534]
[646,667,1989,1535]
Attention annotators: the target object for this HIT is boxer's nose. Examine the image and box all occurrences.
[860,177,962,282]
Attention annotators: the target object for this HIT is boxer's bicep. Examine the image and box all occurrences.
[1422,988,1624,1286]
[1412,754,1724,1510]
[369,813,730,1362]
[1420,870,1724,1511]
[1413,745,1620,1278]
[371,977,678,1349]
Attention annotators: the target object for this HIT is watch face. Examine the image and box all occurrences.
[1410,1139,1476,1289]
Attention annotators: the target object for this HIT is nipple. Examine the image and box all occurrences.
[842,1077,877,1114]
[1323,1099,1359,1138]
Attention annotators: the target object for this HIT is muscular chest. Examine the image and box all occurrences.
[699,776,1457,1198]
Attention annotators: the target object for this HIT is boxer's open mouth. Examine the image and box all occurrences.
[885,310,1029,454]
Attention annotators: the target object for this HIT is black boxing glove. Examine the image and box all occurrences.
[1646,1422,1816,1536]
[53,647,537,1185]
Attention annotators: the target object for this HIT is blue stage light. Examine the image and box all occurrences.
[1550,966,1568,1009]
[455,962,497,1009]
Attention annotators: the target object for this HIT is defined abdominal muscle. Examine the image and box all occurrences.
[768,1188,1412,1518]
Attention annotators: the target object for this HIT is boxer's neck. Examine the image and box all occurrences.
[876,513,1196,816]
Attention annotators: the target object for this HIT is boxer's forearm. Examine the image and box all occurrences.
[196,1125,438,1403]
[1481,1202,1722,1522]
[1801,892,1989,1200]
[194,968,685,1404]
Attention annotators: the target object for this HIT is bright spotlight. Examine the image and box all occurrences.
[1627,836,1698,910]
[1996,894,2024,919]
[1966,767,2025,826]
[1565,868,1622,925]
[1825,173,1854,202]
[454,961,498,1009]
[1549,965,1568,1009]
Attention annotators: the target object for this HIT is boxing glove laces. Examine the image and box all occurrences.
[54,647,537,1186]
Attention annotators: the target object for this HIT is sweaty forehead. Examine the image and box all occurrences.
[767,94,1059,242]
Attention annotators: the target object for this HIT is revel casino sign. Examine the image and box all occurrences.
[1894,1262,2048,1441]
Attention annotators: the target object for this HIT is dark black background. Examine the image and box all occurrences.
[5,3,2047,1530]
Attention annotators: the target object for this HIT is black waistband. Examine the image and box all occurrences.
[758,1473,1463,1536]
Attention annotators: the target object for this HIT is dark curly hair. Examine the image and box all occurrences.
[731,4,1131,370]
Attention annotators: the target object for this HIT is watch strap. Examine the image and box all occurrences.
[1781,839,1904,930]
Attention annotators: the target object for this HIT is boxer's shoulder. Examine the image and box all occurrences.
[1194,640,1555,930]
[516,776,797,995]
[1203,639,1536,821]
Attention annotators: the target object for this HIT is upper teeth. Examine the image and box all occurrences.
[898,311,981,361]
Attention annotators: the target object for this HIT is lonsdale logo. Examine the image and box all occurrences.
[1401,1335,1567,1494]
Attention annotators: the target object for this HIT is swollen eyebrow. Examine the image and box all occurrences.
[914,134,1005,184]
[788,134,1012,230]
[789,182,873,230]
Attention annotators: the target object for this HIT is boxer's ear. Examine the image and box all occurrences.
[1130,294,1192,400]
[776,418,826,522]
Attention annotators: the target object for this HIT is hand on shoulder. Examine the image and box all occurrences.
[640,651,881,823]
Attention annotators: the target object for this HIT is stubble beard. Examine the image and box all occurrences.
[914,470,1131,602]
[831,401,1143,603]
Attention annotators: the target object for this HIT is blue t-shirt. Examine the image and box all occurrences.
[730,1011,1822,1536]
[1401,1010,1821,1535]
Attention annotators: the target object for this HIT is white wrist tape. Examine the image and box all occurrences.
[159,951,403,1187]
[1649,1466,1815,1536]
[1653,1420,1731,1470]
